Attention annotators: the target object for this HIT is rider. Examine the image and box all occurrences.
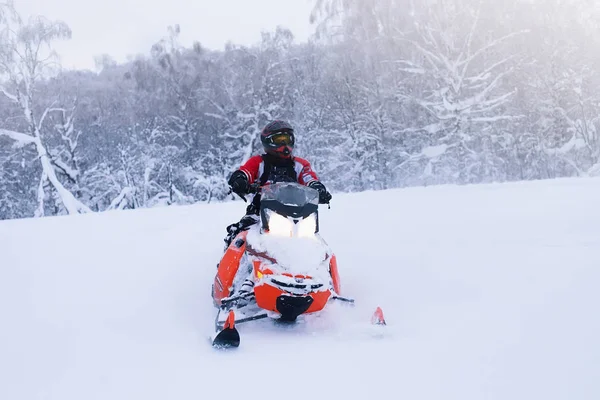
[224,120,332,248]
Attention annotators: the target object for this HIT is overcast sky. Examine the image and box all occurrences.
[15,0,316,71]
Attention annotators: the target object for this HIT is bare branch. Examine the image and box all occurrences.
[36,101,58,132]
[0,86,18,102]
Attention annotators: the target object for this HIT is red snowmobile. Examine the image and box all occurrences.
[211,182,385,348]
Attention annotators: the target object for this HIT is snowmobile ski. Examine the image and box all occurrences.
[371,306,387,326]
[212,311,240,349]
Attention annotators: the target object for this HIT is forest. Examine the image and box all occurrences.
[1,0,599,219]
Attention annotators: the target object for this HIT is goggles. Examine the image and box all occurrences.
[265,132,294,146]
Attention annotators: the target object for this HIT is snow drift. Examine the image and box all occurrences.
[1,177,599,400]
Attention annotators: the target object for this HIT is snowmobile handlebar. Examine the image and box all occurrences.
[230,182,330,208]
[247,183,261,194]
[228,183,261,203]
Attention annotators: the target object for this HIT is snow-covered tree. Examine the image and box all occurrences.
[392,1,526,184]
[0,7,90,216]
[199,27,298,189]
[510,0,600,178]
[2,0,600,219]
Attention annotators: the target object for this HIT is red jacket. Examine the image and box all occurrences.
[239,155,319,186]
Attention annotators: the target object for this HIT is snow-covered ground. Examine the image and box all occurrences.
[1,177,599,400]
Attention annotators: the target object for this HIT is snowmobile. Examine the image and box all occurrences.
[211,182,386,349]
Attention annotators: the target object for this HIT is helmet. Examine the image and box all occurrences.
[260,120,295,159]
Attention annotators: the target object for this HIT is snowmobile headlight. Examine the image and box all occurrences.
[297,214,317,238]
[267,211,293,237]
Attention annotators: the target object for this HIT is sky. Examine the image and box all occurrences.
[14,0,317,71]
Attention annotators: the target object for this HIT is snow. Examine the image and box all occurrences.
[0,128,35,148]
[1,177,600,400]
[246,224,331,282]
[557,135,588,154]
[421,143,448,158]
[589,162,600,176]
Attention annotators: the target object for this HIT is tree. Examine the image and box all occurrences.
[0,6,91,216]
[392,1,525,184]
[199,27,298,196]
[2,1,600,219]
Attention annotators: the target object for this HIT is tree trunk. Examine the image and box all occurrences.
[33,135,91,215]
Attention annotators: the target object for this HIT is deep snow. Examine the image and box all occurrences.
[1,177,599,400]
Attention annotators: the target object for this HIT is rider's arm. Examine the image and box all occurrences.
[293,157,319,185]
[239,155,263,183]
[294,158,332,204]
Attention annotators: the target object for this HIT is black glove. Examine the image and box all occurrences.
[228,170,249,196]
[308,181,332,204]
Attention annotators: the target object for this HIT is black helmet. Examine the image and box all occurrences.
[260,120,295,159]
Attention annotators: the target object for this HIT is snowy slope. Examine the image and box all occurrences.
[1,177,599,400]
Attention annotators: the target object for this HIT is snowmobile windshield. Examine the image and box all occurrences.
[260,182,319,219]
[262,182,319,207]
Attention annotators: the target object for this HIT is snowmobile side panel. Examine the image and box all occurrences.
[253,283,283,313]
[213,231,248,305]
[306,290,332,313]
